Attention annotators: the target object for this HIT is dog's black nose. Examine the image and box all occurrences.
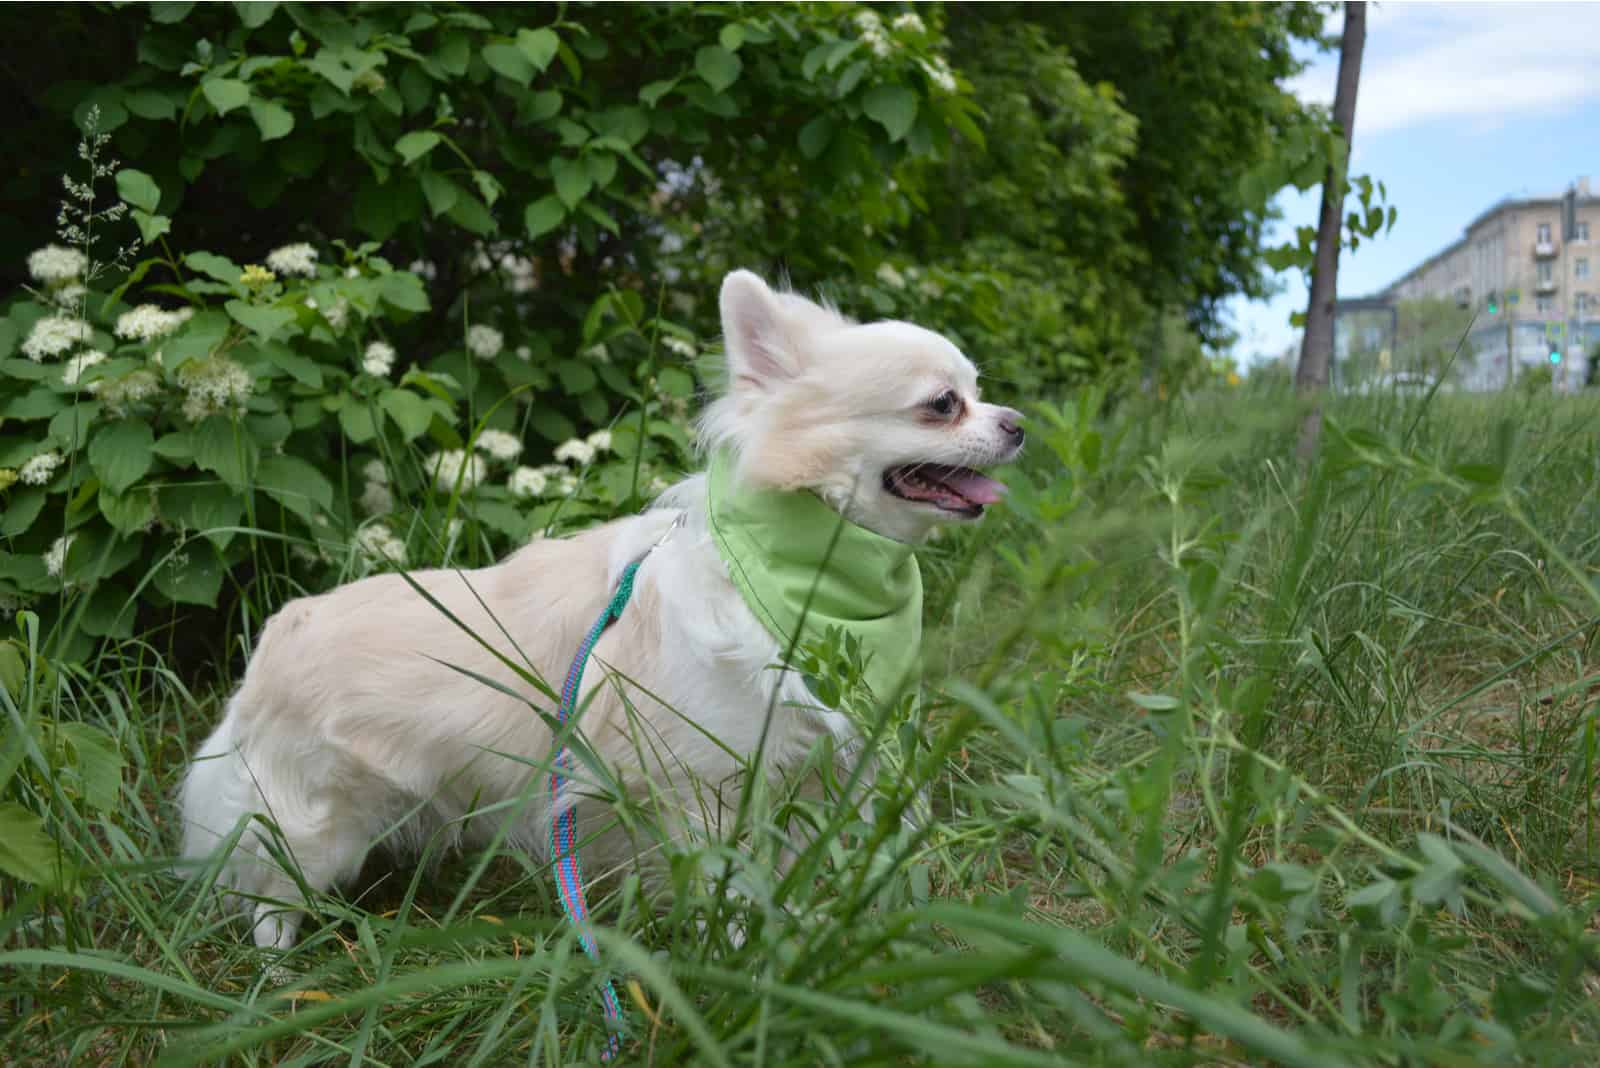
[999,411,1025,446]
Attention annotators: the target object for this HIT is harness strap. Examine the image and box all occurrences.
[548,513,681,1060]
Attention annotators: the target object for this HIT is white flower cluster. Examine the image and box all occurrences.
[358,459,393,516]
[875,262,907,290]
[28,245,88,285]
[587,429,612,453]
[508,465,548,499]
[855,9,894,58]
[266,242,318,278]
[53,283,88,309]
[554,438,596,466]
[919,56,957,93]
[45,534,75,579]
[362,340,396,378]
[97,368,162,414]
[115,303,192,343]
[62,349,107,387]
[473,429,523,463]
[22,315,93,361]
[20,450,64,486]
[892,12,926,34]
[661,335,696,359]
[515,344,532,362]
[355,524,406,565]
[427,448,489,493]
[466,324,504,361]
[178,357,254,422]
[307,294,352,332]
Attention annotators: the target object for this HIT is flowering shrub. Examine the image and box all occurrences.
[0,138,695,661]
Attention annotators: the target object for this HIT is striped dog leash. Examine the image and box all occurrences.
[548,512,683,1060]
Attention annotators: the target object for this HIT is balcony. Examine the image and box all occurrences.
[1535,277,1558,293]
[1535,239,1559,257]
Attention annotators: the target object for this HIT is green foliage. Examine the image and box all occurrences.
[0,139,693,663]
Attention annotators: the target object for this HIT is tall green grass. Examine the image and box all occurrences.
[5,384,1600,1065]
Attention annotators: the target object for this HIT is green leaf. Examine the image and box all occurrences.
[471,169,503,207]
[557,359,597,395]
[0,488,45,537]
[515,27,559,71]
[49,403,98,450]
[225,300,295,341]
[160,484,242,549]
[550,157,592,210]
[53,722,123,813]
[88,420,155,495]
[186,251,243,285]
[379,271,430,314]
[419,170,461,217]
[234,1,277,28]
[149,2,194,23]
[124,89,178,120]
[338,398,378,443]
[305,51,354,94]
[640,78,677,108]
[524,194,566,239]
[446,192,496,236]
[798,116,835,160]
[152,432,194,463]
[395,130,441,164]
[202,78,251,116]
[115,169,161,214]
[191,415,259,491]
[1127,691,1180,712]
[133,211,172,244]
[578,201,619,236]
[482,42,533,86]
[719,24,745,51]
[153,546,224,606]
[256,454,334,521]
[379,389,433,440]
[99,485,156,534]
[862,85,919,142]
[0,803,68,891]
[249,99,294,140]
[695,45,742,94]
[258,342,322,387]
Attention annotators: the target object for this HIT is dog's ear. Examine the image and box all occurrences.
[720,270,801,392]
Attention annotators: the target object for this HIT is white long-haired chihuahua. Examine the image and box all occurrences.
[179,269,1024,947]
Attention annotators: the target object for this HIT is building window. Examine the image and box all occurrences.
[1579,221,1592,242]
[1577,293,1589,316]
[1538,222,1552,243]
[1538,260,1553,283]
[1537,294,1555,313]
[1580,258,1592,279]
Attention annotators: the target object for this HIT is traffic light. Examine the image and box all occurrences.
[1550,347,1563,366]
[1487,290,1499,315]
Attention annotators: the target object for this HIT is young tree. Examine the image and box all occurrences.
[1296,2,1367,461]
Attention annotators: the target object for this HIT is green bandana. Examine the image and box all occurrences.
[706,449,923,701]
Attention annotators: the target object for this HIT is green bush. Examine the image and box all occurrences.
[0,122,695,662]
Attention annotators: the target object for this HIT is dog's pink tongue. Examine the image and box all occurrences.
[936,467,1006,505]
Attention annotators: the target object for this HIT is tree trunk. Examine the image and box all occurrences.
[1295,1,1367,462]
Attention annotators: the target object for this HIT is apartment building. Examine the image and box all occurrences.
[1382,177,1599,388]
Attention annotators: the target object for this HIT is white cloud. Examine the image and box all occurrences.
[1287,3,1600,136]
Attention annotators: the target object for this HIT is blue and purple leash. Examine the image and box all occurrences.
[548,513,683,1061]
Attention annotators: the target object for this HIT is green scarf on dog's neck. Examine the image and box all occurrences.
[706,448,922,702]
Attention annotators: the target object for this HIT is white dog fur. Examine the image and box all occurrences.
[179,269,1023,948]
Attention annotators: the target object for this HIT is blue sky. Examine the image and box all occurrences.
[1227,2,1600,364]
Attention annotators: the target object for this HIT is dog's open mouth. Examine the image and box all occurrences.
[882,464,1006,518]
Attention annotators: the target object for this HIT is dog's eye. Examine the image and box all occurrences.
[927,391,959,417]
